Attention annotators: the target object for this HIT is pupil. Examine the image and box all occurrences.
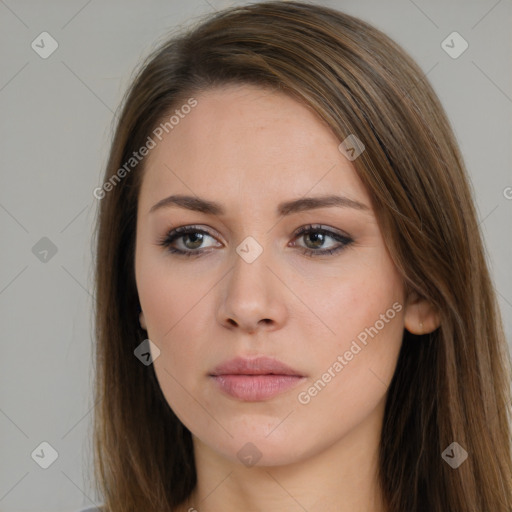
[307,232,324,248]
[186,233,203,249]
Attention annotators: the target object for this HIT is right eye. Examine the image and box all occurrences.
[157,225,221,257]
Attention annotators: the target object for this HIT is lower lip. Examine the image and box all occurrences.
[211,374,305,401]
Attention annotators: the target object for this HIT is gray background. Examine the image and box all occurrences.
[1,0,510,510]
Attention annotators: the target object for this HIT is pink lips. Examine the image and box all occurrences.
[209,356,306,401]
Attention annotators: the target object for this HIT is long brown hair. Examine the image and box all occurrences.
[92,2,512,510]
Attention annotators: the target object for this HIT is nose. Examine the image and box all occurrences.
[217,246,288,334]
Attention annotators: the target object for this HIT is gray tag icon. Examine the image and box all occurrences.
[237,442,262,467]
[441,441,468,469]
[134,339,161,366]
[32,237,58,263]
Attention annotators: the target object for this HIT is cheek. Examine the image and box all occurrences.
[136,256,210,424]
[312,261,403,344]
[136,251,198,361]
[137,246,205,338]
[304,256,405,394]
[292,275,404,441]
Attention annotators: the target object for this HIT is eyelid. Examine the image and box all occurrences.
[163,224,222,241]
[291,223,351,239]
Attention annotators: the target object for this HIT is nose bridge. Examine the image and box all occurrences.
[219,232,285,331]
[229,233,271,302]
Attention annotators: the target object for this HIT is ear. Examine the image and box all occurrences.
[139,311,147,330]
[403,289,440,335]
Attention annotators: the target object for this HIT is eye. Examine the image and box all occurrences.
[291,224,353,257]
[157,225,221,257]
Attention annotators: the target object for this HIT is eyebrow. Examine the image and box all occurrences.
[149,193,370,216]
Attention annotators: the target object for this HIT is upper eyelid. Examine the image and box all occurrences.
[292,224,351,239]
[170,225,221,239]
[164,226,221,246]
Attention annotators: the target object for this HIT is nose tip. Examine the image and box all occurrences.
[218,252,286,334]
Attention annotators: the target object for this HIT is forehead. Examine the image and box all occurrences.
[138,84,371,214]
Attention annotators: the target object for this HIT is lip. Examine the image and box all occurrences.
[209,356,306,401]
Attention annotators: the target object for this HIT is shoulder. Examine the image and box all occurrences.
[76,507,103,512]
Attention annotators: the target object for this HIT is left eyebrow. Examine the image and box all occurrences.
[149,193,370,216]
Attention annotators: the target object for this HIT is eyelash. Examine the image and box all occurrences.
[157,224,354,258]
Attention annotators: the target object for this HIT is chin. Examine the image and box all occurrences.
[192,418,323,468]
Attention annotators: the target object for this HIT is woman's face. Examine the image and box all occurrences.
[135,84,406,467]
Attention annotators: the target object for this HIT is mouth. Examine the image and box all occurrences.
[209,356,306,401]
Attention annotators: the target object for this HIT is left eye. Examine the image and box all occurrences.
[291,224,353,256]
[157,224,353,257]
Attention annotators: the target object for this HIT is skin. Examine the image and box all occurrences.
[135,83,439,512]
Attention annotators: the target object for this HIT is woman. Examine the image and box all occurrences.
[89,1,512,511]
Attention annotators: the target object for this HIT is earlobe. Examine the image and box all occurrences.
[403,290,441,335]
[139,311,147,330]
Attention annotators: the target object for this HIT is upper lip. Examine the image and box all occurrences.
[210,356,304,376]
